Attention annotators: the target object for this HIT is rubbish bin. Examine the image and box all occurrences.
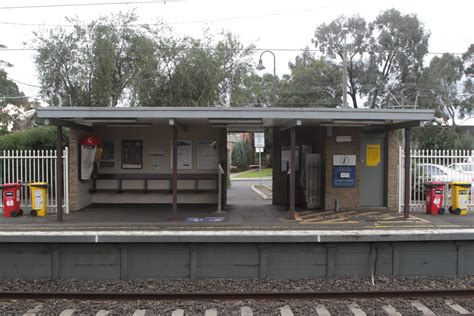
[449,181,471,215]
[1,183,23,217]
[424,181,445,215]
[28,182,48,217]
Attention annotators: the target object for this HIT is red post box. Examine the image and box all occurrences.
[424,181,445,215]
[1,183,23,217]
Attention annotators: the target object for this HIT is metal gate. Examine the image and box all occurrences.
[399,148,474,212]
[0,149,69,214]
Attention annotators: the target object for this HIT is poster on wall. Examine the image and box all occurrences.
[171,140,192,169]
[100,141,115,168]
[122,140,142,169]
[366,144,381,167]
[280,146,300,173]
[198,140,218,169]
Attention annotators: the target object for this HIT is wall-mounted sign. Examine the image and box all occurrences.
[171,140,192,169]
[198,140,217,169]
[254,132,265,148]
[333,155,356,166]
[333,166,356,187]
[366,144,381,167]
[122,140,142,169]
[336,136,352,143]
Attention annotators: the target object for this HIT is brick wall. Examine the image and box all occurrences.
[324,127,362,211]
[387,129,400,212]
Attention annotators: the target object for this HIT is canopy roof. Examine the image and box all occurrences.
[37,106,435,131]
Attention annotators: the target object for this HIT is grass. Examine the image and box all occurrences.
[232,168,272,179]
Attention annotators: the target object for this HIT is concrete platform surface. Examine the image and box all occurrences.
[2,204,474,242]
[2,204,474,230]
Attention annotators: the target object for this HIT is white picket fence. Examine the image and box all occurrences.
[399,148,474,212]
[0,149,69,214]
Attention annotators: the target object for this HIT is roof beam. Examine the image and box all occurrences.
[280,119,302,131]
[46,118,92,131]
[386,120,423,131]
[169,118,188,132]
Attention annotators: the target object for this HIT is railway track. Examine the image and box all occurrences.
[1,288,474,300]
[2,289,474,315]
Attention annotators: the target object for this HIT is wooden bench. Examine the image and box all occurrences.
[90,173,219,194]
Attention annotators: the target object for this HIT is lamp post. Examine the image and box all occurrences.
[256,50,276,107]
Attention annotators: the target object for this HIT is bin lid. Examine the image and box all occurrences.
[424,181,445,187]
[449,181,472,187]
[28,182,48,188]
[0,182,22,189]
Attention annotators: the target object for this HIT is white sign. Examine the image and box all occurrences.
[255,147,264,153]
[254,132,265,148]
[171,140,192,169]
[333,155,356,166]
[198,140,218,169]
[336,136,352,143]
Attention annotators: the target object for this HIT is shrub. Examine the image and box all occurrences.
[231,140,253,171]
[0,127,68,151]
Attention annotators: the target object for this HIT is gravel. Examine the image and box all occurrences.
[2,275,474,293]
[2,276,474,315]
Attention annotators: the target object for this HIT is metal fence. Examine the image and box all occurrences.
[0,149,69,214]
[399,148,474,212]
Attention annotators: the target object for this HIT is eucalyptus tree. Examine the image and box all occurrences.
[366,9,430,108]
[278,49,341,107]
[313,9,430,108]
[313,15,370,108]
[417,53,464,125]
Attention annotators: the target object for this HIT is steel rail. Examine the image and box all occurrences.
[1,289,474,301]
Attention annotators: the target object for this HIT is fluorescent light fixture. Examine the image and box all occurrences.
[208,118,263,125]
[83,118,137,123]
[107,123,152,127]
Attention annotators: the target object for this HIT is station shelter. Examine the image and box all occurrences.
[37,107,434,221]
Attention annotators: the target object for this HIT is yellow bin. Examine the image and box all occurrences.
[449,181,471,215]
[28,182,48,217]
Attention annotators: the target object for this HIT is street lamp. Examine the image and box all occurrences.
[256,50,276,107]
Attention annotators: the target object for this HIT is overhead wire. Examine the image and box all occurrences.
[0,1,169,10]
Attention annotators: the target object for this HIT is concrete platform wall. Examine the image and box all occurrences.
[1,241,472,280]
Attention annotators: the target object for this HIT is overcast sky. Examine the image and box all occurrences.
[1,0,473,99]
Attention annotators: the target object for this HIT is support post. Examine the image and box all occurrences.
[172,125,178,220]
[56,126,63,222]
[404,127,411,219]
[289,126,296,220]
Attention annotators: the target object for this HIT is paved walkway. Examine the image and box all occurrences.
[227,180,272,206]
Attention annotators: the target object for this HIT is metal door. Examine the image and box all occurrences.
[360,134,385,207]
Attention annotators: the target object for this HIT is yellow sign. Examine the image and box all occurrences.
[366,144,381,167]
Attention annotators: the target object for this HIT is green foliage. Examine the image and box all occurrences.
[231,140,253,171]
[312,9,430,109]
[0,127,68,151]
[278,50,341,107]
[460,44,473,118]
[417,53,464,125]
[412,124,474,150]
[34,13,255,107]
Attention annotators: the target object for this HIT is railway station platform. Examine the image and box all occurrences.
[2,204,474,243]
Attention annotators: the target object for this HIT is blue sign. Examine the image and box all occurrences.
[333,166,356,187]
